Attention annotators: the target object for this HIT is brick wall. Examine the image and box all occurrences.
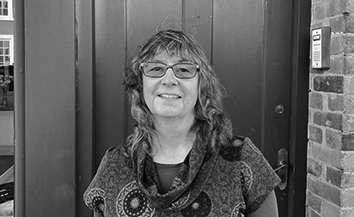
[308,0,354,217]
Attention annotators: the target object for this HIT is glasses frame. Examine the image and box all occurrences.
[140,62,200,79]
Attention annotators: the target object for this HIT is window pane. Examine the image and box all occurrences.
[0,41,3,47]
[0,2,2,8]
[4,1,7,8]
[5,48,9,55]
[4,41,9,47]
[0,49,3,55]
[3,9,7,16]
[0,56,4,63]
[5,56,9,63]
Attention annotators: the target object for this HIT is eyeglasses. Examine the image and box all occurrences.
[140,62,199,79]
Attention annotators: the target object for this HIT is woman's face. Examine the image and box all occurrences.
[142,50,199,122]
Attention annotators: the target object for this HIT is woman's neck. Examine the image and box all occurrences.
[152,116,195,164]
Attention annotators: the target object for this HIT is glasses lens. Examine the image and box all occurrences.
[173,64,197,78]
[142,63,167,77]
[141,62,198,78]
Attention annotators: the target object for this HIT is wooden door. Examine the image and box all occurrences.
[77,0,310,216]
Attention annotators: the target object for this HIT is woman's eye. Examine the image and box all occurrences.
[150,67,164,72]
[176,67,192,74]
[179,68,191,72]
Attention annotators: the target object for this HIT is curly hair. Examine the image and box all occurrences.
[123,29,233,156]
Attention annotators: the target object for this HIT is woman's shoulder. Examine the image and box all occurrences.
[218,135,250,162]
[100,145,128,163]
[90,145,131,182]
[83,145,135,214]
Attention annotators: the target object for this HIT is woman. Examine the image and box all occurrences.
[84,29,280,216]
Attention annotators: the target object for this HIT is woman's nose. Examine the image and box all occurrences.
[161,68,178,85]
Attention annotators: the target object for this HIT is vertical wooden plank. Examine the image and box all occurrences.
[262,1,293,216]
[76,0,94,216]
[213,0,264,146]
[94,0,126,165]
[184,0,213,62]
[263,0,293,155]
[24,1,76,216]
[14,0,25,215]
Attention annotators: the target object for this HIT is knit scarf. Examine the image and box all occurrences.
[131,138,218,211]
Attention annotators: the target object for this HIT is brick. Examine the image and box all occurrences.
[342,133,354,151]
[344,14,354,33]
[329,13,354,34]
[330,54,344,74]
[342,171,354,188]
[331,35,345,55]
[344,95,354,114]
[342,189,354,207]
[328,0,347,16]
[344,54,354,74]
[308,141,314,157]
[348,0,354,13]
[345,35,354,53]
[330,35,354,55]
[310,73,315,90]
[307,207,321,217]
[313,76,343,93]
[311,142,342,168]
[330,15,346,33]
[308,158,323,177]
[313,2,327,20]
[326,166,343,187]
[326,129,342,150]
[344,76,354,93]
[308,176,341,206]
[328,94,344,111]
[309,125,324,143]
[309,109,314,124]
[323,200,341,217]
[342,208,354,217]
[313,111,343,130]
[307,190,323,213]
[310,92,324,110]
[342,152,354,170]
[343,114,354,132]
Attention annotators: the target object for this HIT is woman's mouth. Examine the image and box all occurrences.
[158,94,181,99]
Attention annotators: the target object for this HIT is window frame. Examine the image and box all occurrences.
[0,0,13,21]
[0,35,14,65]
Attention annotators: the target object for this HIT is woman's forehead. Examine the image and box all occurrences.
[148,48,194,62]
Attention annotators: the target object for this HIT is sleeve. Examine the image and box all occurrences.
[239,138,281,214]
[83,147,116,216]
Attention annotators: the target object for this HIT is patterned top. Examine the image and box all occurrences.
[83,136,280,217]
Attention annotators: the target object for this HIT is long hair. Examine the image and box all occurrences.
[123,29,233,156]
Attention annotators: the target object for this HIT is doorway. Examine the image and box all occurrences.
[76,0,310,216]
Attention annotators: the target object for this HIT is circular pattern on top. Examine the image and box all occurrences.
[116,181,155,217]
[180,191,212,217]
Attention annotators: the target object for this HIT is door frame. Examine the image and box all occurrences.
[13,0,311,216]
[287,0,311,216]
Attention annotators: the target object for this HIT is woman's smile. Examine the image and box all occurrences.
[158,93,181,99]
